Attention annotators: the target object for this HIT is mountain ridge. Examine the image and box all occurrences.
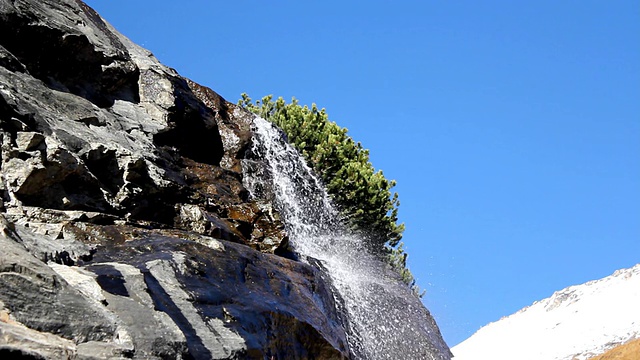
[452,263,640,360]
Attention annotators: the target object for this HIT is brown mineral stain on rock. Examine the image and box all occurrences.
[0,310,19,325]
[180,157,288,253]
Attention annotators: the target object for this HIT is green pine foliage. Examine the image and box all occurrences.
[239,94,422,296]
[239,94,403,249]
[389,243,425,297]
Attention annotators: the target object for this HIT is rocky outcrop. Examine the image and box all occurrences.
[0,216,349,359]
[0,0,286,252]
[0,0,349,358]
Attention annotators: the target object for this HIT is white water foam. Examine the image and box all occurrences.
[242,117,451,360]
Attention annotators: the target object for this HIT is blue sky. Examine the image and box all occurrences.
[84,0,640,346]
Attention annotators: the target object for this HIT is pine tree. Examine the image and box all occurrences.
[239,94,421,295]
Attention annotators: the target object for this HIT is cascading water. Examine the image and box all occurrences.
[242,116,451,360]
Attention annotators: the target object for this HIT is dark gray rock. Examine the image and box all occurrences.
[0,0,351,358]
[0,45,27,73]
[85,231,350,359]
[0,0,285,251]
[0,0,139,107]
[0,215,119,345]
[0,321,77,360]
[1,211,350,359]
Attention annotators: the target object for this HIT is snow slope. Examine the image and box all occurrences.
[452,263,640,360]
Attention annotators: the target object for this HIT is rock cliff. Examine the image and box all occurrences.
[0,0,352,358]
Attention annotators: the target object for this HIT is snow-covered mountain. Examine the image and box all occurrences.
[452,263,640,360]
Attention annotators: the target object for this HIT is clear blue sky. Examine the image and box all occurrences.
[84,0,640,347]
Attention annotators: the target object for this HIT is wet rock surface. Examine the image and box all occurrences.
[0,0,349,358]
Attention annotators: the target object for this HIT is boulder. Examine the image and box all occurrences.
[0,216,121,346]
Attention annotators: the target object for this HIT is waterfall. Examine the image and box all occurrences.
[242,116,451,360]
